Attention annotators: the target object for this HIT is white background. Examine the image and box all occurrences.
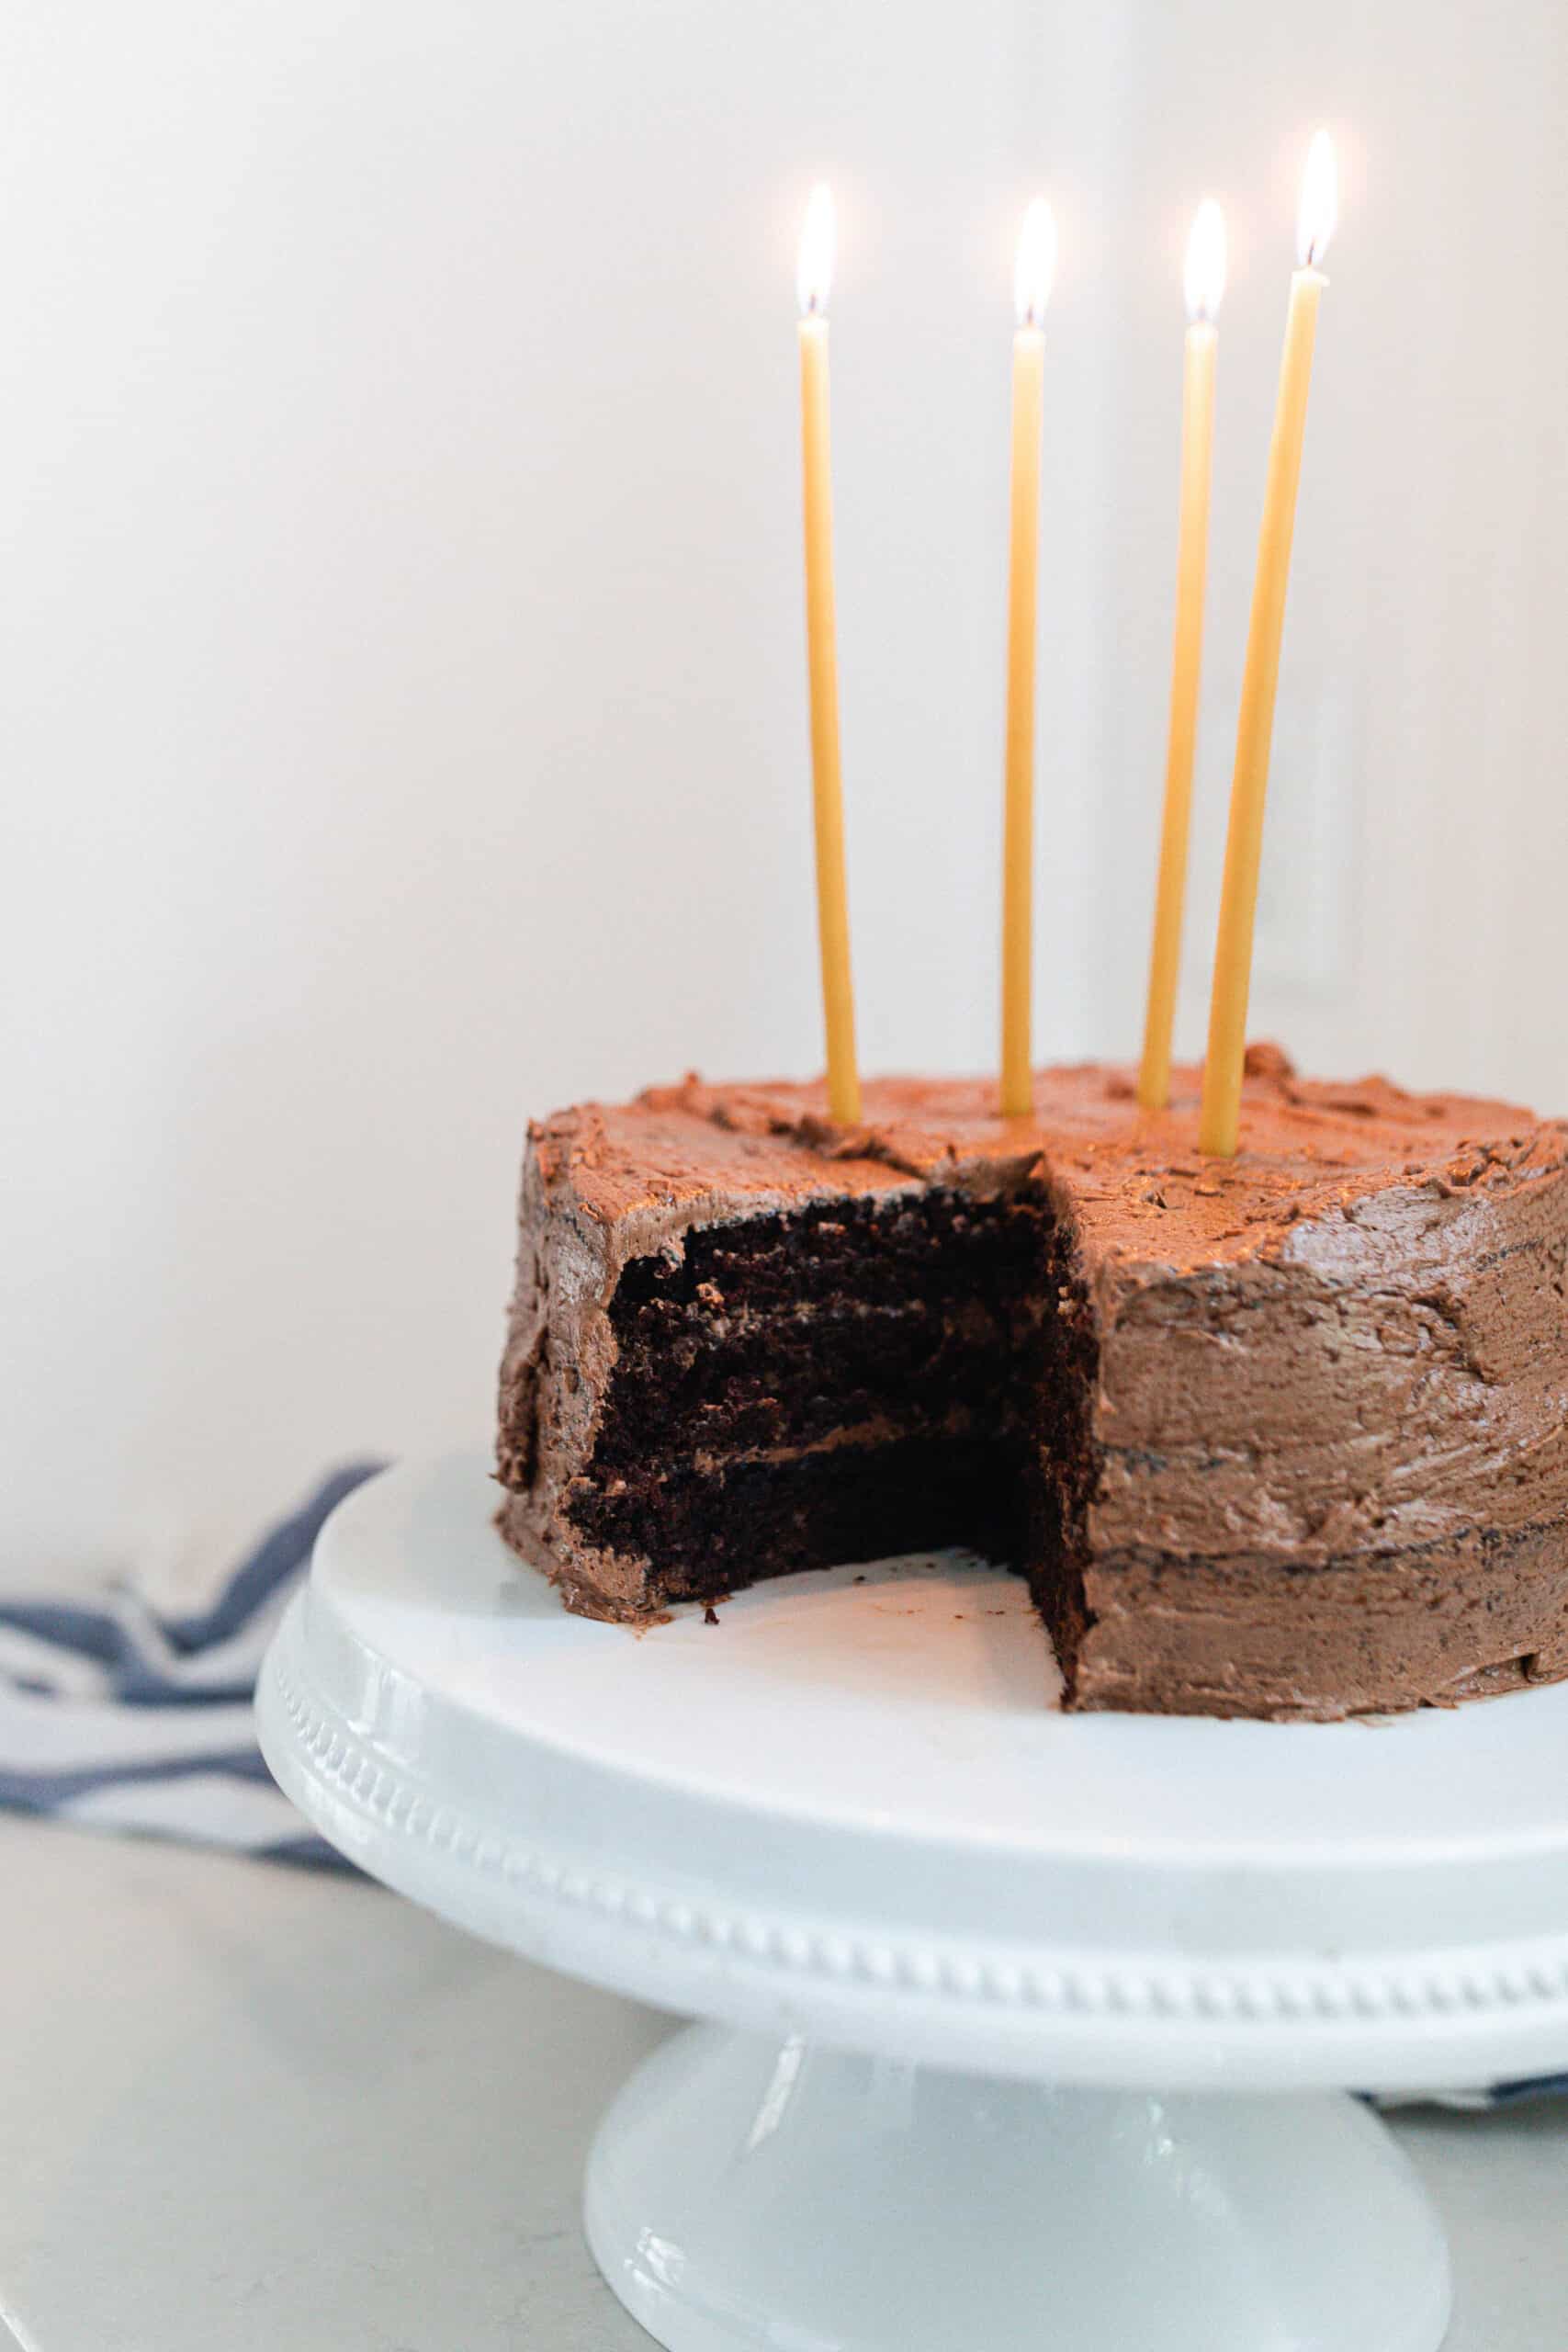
[4,0,1567,1577]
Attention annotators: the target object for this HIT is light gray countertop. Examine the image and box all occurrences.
[2,1815,1564,2349]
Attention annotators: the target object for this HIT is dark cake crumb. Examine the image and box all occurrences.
[558,1184,1100,1696]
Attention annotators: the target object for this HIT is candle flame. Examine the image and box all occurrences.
[1183,198,1226,324]
[1296,130,1338,269]
[1013,198,1056,331]
[796,183,835,318]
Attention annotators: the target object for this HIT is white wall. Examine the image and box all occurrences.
[1086,0,1568,1107]
[4,0,1566,1577]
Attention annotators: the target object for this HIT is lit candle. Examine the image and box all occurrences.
[999,198,1057,1118]
[1138,200,1225,1113]
[1199,131,1338,1157]
[796,184,860,1125]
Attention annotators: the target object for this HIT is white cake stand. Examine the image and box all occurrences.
[258,1455,1568,2352]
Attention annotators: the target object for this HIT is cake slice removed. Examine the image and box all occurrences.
[496,1055,1568,1721]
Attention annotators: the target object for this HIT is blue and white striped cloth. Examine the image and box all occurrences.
[1,1458,1563,2107]
[0,1464,379,1868]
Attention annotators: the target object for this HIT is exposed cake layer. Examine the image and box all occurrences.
[496,1052,1568,1719]
[500,1176,1089,1651]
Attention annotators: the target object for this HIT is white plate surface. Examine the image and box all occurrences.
[258,1453,1568,2089]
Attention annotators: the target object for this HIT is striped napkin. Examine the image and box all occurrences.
[0,1464,379,1867]
[1,1458,1562,2106]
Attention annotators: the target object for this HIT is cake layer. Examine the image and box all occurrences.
[502,1433,1023,1616]
[1084,1514,1568,1720]
[496,1051,1568,1720]
[586,1190,1053,1464]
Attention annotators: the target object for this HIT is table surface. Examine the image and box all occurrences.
[3,1815,1567,2352]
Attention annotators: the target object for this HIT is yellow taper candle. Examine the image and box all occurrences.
[796,185,860,1125]
[1137,200,1225,1112]
[1200,131,1338,1157]
[999,198,1057,1117]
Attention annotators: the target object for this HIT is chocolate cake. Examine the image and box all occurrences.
[495,1048,1568,1720]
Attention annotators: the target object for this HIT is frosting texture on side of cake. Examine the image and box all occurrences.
[495,1051,1568,1721]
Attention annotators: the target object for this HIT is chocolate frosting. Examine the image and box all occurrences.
[498,1050,1568,1719]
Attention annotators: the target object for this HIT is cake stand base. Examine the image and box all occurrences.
[584,2025,1451,2352]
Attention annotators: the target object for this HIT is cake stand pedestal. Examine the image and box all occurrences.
[258,1455,1568,2352]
